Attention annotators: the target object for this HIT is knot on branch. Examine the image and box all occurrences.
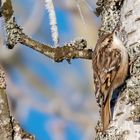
[73,38,87,50]
[54,39,88,62]
[54,46,74,62]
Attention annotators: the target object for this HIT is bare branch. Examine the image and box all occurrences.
[1,0,93,63]
[20,35,93,62]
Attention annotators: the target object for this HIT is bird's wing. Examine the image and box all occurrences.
[93,47,122,130]
[93,47,121,105]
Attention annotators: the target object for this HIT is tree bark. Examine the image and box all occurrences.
[0,66,12,140]
[95,0,140,139]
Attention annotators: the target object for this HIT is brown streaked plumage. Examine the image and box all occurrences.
[92,33,128,131]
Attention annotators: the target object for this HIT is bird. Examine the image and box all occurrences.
[92,32,128,131]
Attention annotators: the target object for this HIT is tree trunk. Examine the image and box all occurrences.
[95,0,140,139]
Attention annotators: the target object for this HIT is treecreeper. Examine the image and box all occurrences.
[92,33,129,131]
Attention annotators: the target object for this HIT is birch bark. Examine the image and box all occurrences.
[95,0,140,139]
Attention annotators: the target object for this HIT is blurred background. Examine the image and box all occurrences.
[0,0,101,139]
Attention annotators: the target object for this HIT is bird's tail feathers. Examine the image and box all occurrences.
[102,95,111,131]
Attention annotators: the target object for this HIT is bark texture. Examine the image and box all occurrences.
[0,66,12,140]
[95,0,140,139]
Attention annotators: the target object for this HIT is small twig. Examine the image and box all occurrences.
[45,0,59,47]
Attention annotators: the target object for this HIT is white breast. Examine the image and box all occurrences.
[112,34,128,65]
